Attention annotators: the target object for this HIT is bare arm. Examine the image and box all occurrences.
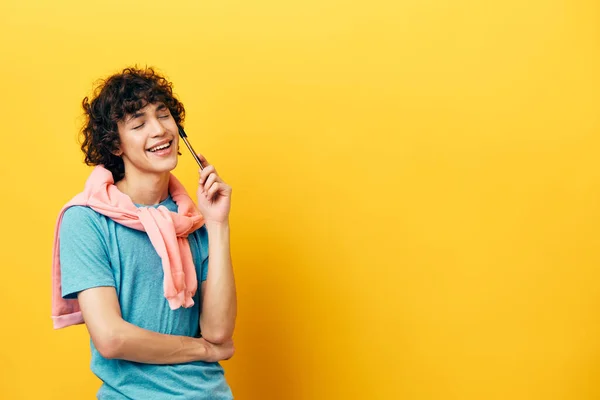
[77,286,234,364]
[199,221,237,344]
[195,157,238,345]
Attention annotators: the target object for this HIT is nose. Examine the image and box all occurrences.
[149,116,167,138]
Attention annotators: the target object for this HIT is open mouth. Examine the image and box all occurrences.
[147,140,173,153]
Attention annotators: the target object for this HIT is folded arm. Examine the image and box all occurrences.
[199,222,237,344]
[77,286,234,364]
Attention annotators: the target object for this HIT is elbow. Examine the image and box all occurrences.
[201,330,233,345]
[200,316,236,345]
[93,328,125,359]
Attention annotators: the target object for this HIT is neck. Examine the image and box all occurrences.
[116,170,171,206]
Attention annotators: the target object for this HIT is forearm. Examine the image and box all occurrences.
[200,221,237,343]
[102,319,215,364]
[77,286,233,365]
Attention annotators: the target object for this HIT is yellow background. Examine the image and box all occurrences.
[1,0,599,399]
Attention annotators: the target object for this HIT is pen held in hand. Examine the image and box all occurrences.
[178,126,204,170]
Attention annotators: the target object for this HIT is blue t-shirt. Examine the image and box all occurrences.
[60,195,233,400]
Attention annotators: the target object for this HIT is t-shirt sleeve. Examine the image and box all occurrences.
[59,206,116,299]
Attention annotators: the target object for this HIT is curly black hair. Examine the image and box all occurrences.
[80,67,185,182]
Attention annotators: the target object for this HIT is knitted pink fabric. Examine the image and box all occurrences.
[51,166,204,329]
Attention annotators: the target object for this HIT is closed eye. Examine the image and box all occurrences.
[132,113,169,129]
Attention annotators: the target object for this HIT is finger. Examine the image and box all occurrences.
[196,153,209,169]
[199,165,216,184]
[203,173,218,193]
[207,182,220,200]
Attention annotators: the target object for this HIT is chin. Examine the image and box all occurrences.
[163,158,178,172]
[150,158,178,174]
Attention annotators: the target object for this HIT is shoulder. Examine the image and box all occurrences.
[61,206,108,237]
[189,224,209,258]
[63,205,100,222]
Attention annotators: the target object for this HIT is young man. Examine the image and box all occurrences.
[53,67,237,399]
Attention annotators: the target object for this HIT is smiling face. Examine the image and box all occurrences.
[116,101,180,178]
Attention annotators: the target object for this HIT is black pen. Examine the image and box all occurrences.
[178,126,204,170]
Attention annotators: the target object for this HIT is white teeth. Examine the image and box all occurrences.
[149,142,171,152]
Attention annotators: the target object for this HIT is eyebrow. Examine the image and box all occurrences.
[127,103,168,123]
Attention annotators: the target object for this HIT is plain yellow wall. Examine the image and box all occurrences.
[1,0,599,398]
